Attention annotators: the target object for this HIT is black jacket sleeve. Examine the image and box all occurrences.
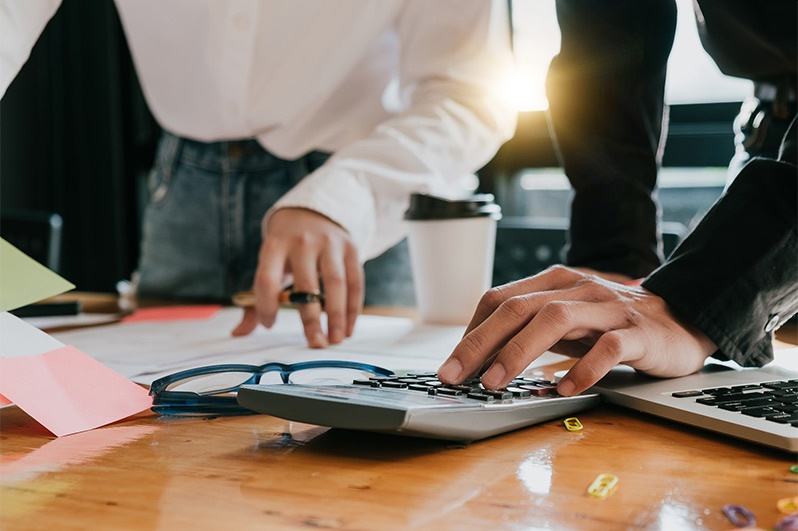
[643,120,798,367]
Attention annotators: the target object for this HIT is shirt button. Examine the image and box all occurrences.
[764,314,780,333]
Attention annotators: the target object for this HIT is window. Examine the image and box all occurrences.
[488,0,752,228]
[504,0,751,111]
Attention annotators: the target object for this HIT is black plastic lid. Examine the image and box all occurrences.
[404,193,502,220]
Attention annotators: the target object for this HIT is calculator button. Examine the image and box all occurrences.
[518,385,552,396]
[482,390,513,400]
[449,384,479,392]
[436,388,464,397]
[505,387,532,398]
[353,379,380,387]
[466,392,494,402]
[381,381,408,389]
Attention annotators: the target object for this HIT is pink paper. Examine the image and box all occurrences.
[0,345,153,437]
[121,305,221,323]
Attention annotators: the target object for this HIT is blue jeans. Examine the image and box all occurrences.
[136,131,414,305]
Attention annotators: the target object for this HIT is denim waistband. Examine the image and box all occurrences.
[159,130,324,173]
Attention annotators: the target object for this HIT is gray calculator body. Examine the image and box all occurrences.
[237,381,600,441]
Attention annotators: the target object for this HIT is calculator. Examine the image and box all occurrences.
[237,373,601,441]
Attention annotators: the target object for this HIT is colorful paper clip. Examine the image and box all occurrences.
[722,504,756,528]
[775,512,798,531]
[777,496,798,515]
[587,473,618,499]
[563,417,583,431]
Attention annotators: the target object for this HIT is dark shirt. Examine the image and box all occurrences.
[546,0,798,366]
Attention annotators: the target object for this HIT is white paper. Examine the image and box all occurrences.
[49,308,445,383]
[51,307,568,385]
[0,312,65,358]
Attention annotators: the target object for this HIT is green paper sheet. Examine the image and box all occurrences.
[0,238,75,312]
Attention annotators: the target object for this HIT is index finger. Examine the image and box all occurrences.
[253,241,289,329]
[439,294,541,384]
[463,266,589,336]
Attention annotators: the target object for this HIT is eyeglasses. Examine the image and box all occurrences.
[149,360,395,416]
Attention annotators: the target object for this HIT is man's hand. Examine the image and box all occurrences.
[232,208,363,348]
[437,266,716,395]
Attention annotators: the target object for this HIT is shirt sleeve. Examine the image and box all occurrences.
[0,0,62,99]
[269,0,517,260]
[643,153,798,368]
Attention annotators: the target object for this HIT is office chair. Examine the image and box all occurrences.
[0,208,64,273]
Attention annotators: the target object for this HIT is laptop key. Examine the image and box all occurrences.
[768,414,795,424]
[711,393,769,405]
[740,407,781,418]
[718,403,747,411]
[672,390,704,398]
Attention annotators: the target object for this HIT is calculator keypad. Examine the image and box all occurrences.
[352,373,559,403]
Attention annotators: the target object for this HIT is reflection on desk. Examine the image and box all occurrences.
[1,366,796,529]
[2,298,796,530]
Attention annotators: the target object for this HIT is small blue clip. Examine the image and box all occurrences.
[722,504,756,528]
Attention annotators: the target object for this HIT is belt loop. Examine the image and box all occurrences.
[157,131,184,184]
[150,131,184,202]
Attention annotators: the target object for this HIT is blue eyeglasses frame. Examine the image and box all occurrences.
[149,360,395,416]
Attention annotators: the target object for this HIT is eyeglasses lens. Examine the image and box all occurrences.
[165,367,379,395]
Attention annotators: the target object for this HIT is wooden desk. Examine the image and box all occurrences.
[1,302,796,530]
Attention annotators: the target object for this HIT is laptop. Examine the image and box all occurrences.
[588,351,798,453]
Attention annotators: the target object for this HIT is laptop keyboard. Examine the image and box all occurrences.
[673,379,798,427]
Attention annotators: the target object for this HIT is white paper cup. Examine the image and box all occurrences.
[404,194,501,325]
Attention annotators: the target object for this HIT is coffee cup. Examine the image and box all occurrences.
[404,193,501,325]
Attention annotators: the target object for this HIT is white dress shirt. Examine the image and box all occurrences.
[1,0,517,259]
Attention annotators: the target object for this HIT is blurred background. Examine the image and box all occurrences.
[0,0,751,302]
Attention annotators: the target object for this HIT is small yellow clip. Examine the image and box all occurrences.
[563,417,583,431]
[587,473,619,499]
[777,495,798,515]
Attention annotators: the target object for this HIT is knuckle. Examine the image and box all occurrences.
[573,276,607,296]
[479,286,506,309]
[596,331,625,360]
[254,270,281,293]
[543,264,575,281]
[621,307,641,327]
[498,339,528,365]
[295,232,317,249]
[322,270,345,290]
[259,237,283,257]
[458,332,489,359]
[538,300,572,327]
[498,296,532,321]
